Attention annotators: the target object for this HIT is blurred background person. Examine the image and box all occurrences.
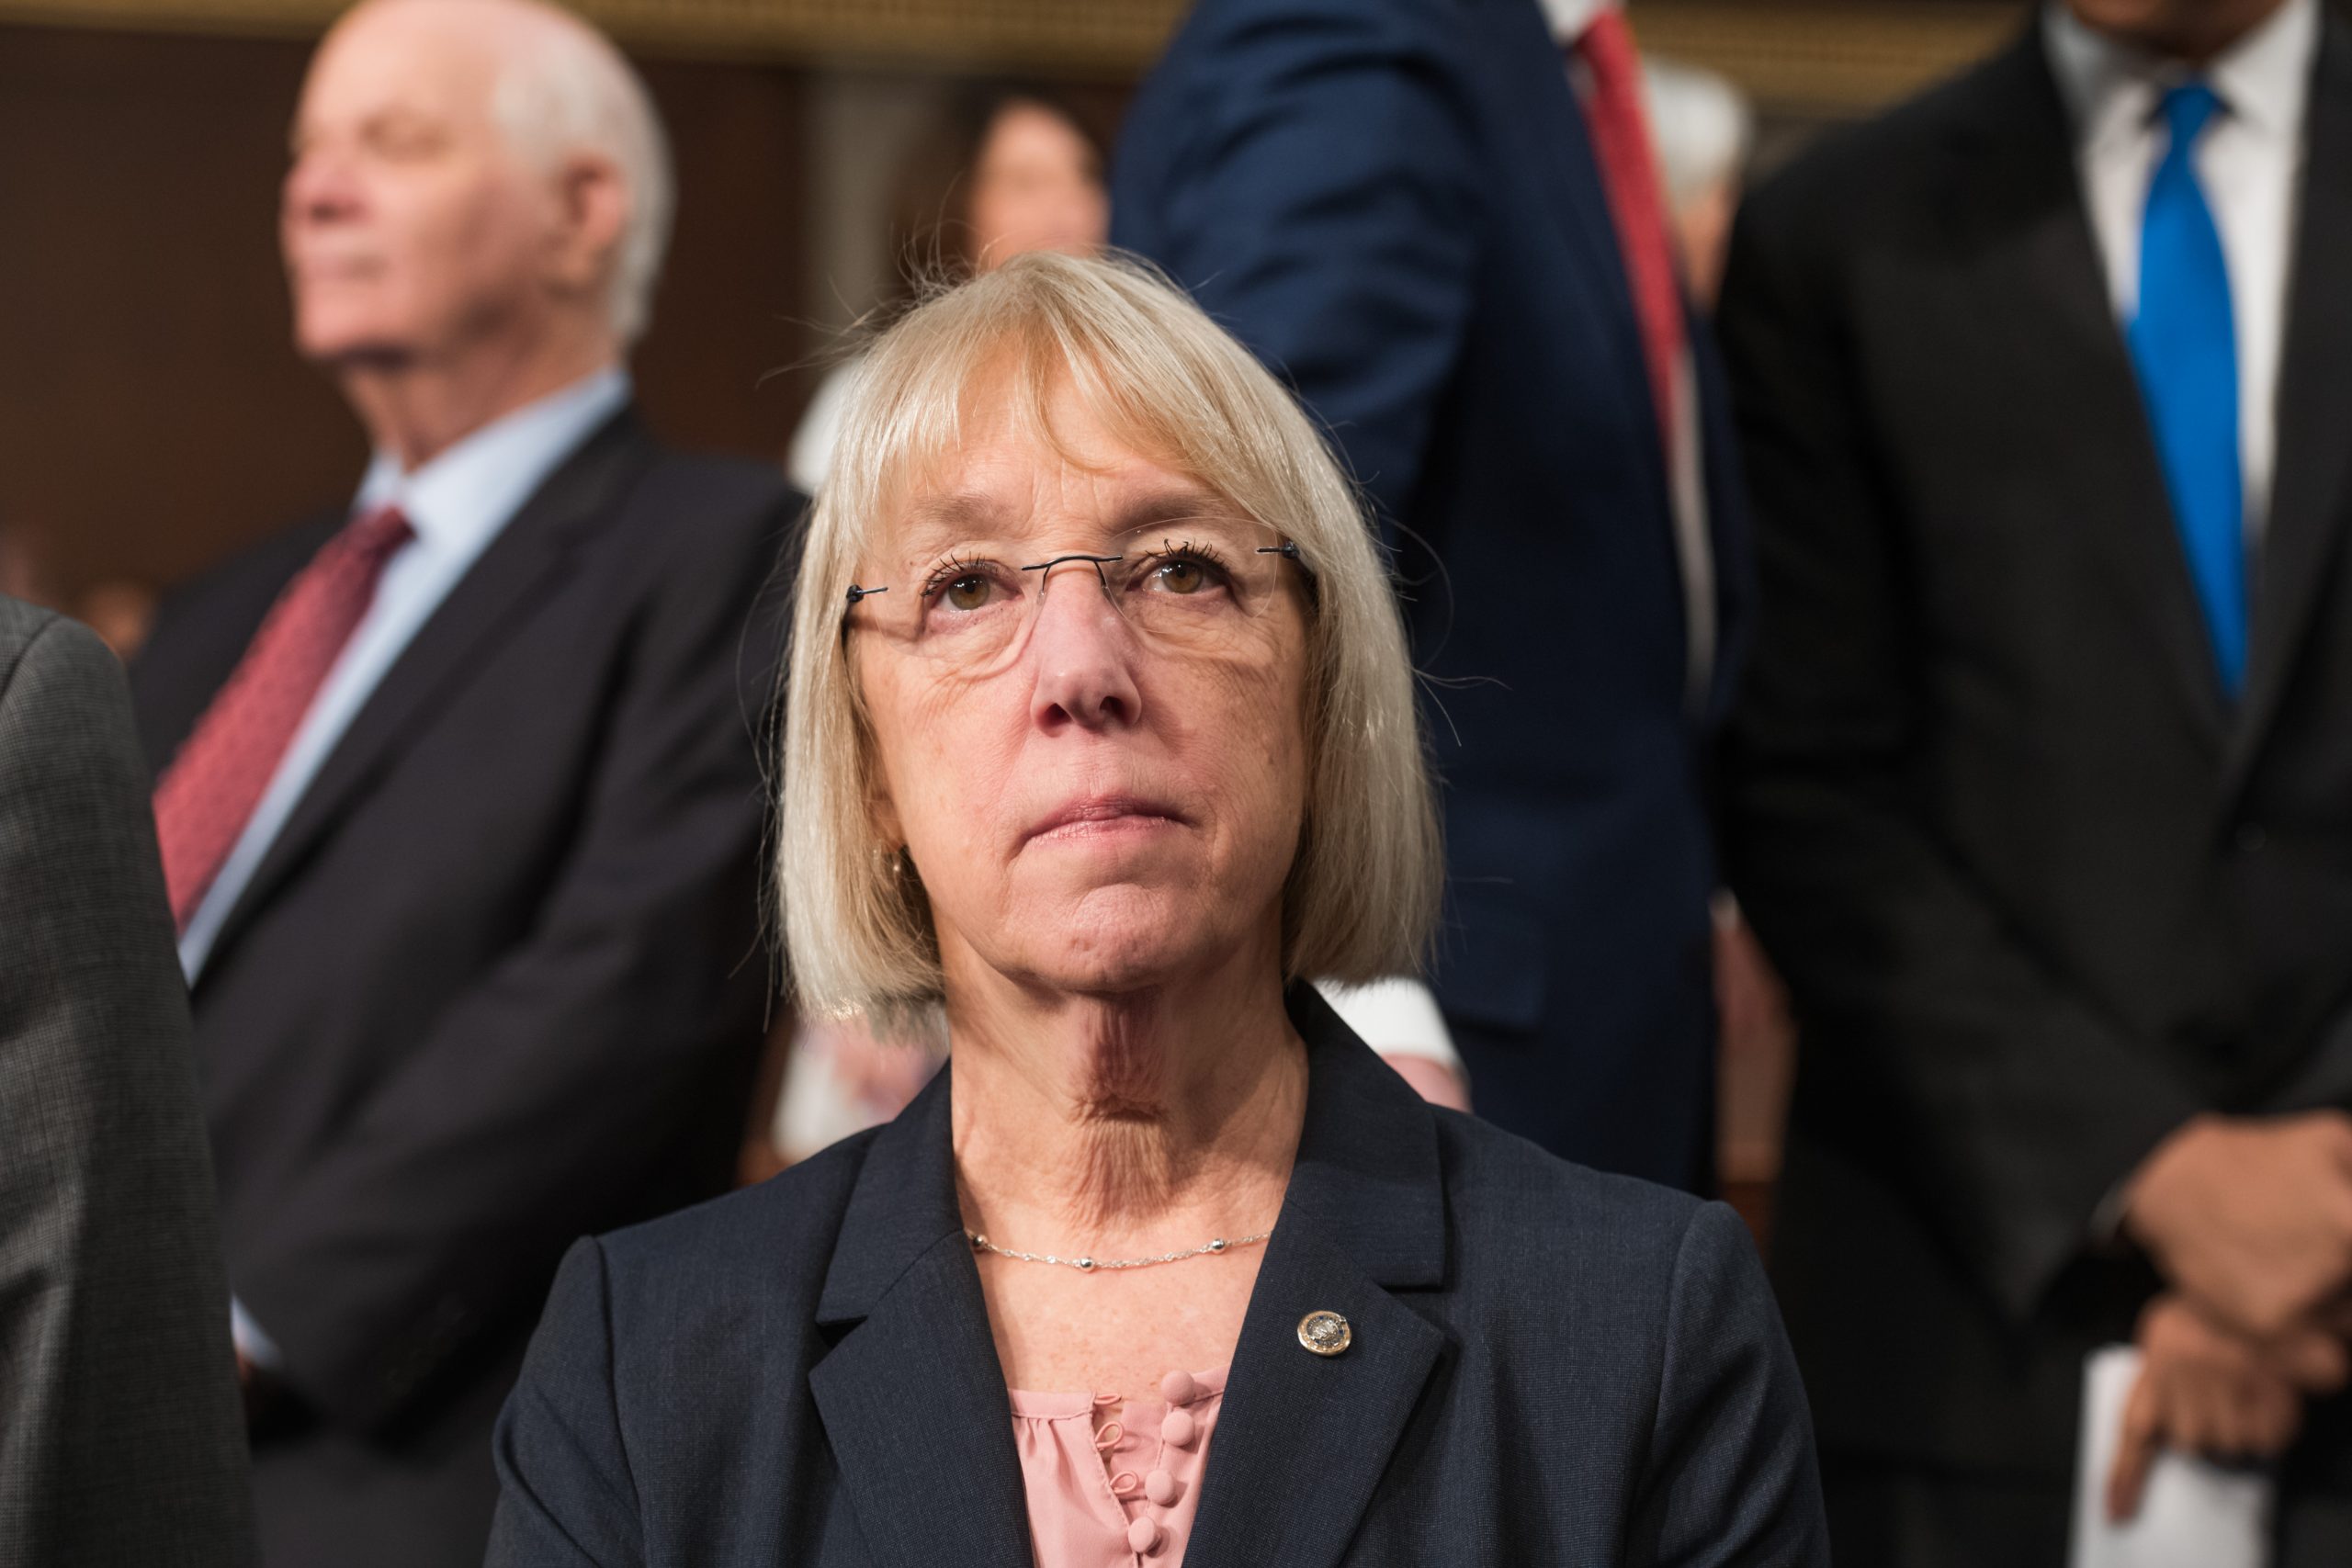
[1644,54,1754,312]
[126,0,797,1561]
[786,81,1110,498]
[1,591,255,1566]
[1720,0,2352,1560]
[1113,0,1751,1191]
[490,250,1826,1568]
[1635,49,1791,1228]
[0,528,153,657]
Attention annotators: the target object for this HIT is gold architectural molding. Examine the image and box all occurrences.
[3,0,2023,112]
[1634,2,2019,113]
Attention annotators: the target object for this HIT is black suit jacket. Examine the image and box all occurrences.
[1112,0,1752,1189]
[1719,18,2352,1487]
[489,987,1828,1567]
[130,409,799,1565]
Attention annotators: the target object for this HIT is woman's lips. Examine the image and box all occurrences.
[1022,796,1187,845]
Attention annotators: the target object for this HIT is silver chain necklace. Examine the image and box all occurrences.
[966,1228,1272,1273]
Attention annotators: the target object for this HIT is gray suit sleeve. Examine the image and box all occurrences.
[1631,1202,1830,1567]
[0,601,256,1566]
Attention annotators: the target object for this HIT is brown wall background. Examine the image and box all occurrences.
[0,23,812,603]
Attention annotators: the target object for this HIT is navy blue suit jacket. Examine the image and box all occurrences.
[488,987,1825,1566]
[1112,0,1753,1189]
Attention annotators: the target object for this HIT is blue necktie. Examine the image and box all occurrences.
[2128,82,2245,696]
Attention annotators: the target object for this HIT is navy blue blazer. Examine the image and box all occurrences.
[488,987,1826,1566]
[1112,0,1755,1189]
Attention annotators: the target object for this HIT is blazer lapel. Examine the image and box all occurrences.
[2225,19,2352,796]
[808,989,1452,1568]
[809,1075,1035,1568]
[1950,30,2233,747]
[1183,987,1449,1568]
[196,411,654,978]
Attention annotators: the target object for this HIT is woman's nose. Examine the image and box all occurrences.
[1026,564,1142,732]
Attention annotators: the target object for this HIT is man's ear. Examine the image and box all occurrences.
[547,152,628,302]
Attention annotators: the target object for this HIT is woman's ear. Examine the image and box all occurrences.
[867,784,904,852]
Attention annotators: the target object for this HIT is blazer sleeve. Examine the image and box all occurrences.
[231,484,797,1432]
[1110,0,1482,536]
[488,1237,644,1567]
[1631,1203,1828,1567]
[0,607,257,1565]
[1714,181,2204,1326]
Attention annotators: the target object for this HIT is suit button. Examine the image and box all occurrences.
[2235,824,2269,853]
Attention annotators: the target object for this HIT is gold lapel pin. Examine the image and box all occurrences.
[1296,1310,1352,1357]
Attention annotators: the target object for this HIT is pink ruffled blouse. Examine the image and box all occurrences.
[1008,1366,1227,1566]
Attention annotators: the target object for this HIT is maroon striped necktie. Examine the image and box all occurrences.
[1574,8,1686,463]
[153,503,413,931]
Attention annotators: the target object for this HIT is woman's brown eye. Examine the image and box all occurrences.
[1157,559,1205,594]
[945,574,991,611]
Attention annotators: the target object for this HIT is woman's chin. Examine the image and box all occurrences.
[1001,886,1231,994]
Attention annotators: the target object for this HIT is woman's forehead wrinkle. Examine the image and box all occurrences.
[884,425,1232,562]
[1111,484,1238,535]
[889,487,1020,558]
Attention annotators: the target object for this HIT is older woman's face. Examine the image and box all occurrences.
[855,377,1312,997]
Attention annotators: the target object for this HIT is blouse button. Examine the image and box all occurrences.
[1158,1370,1198,1404]
[1110,1470,1141,1497]
[1126,1517,1161,1554]
[1160,1408,1196,1447]
[1145,1468,1181,1506]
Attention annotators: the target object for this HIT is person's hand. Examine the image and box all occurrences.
[2106,1294,2345,1521]
[2124,1111,2352,1339]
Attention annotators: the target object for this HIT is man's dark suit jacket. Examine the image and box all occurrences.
[1112,0,1752,1190]
[0,594,255,1566]
[487,986,1827,1566]
[1719,15,2352,1552]
[130,410,798,1567]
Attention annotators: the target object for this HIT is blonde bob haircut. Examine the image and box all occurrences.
[778,250,1441,1025]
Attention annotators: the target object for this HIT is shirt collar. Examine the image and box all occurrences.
[2044,0,2318,152]
[1538,0,1613,45]
[353,366,632,554]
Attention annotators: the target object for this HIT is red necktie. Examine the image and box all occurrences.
[153,504,413,931]
[1575,8,1684,461]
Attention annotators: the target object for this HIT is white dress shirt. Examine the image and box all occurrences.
[2043,0,2316,533]
[178,368,631,982]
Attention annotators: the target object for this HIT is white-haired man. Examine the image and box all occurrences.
[127,2,797,1560]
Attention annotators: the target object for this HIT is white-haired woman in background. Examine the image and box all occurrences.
[489,251,1826,1568]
